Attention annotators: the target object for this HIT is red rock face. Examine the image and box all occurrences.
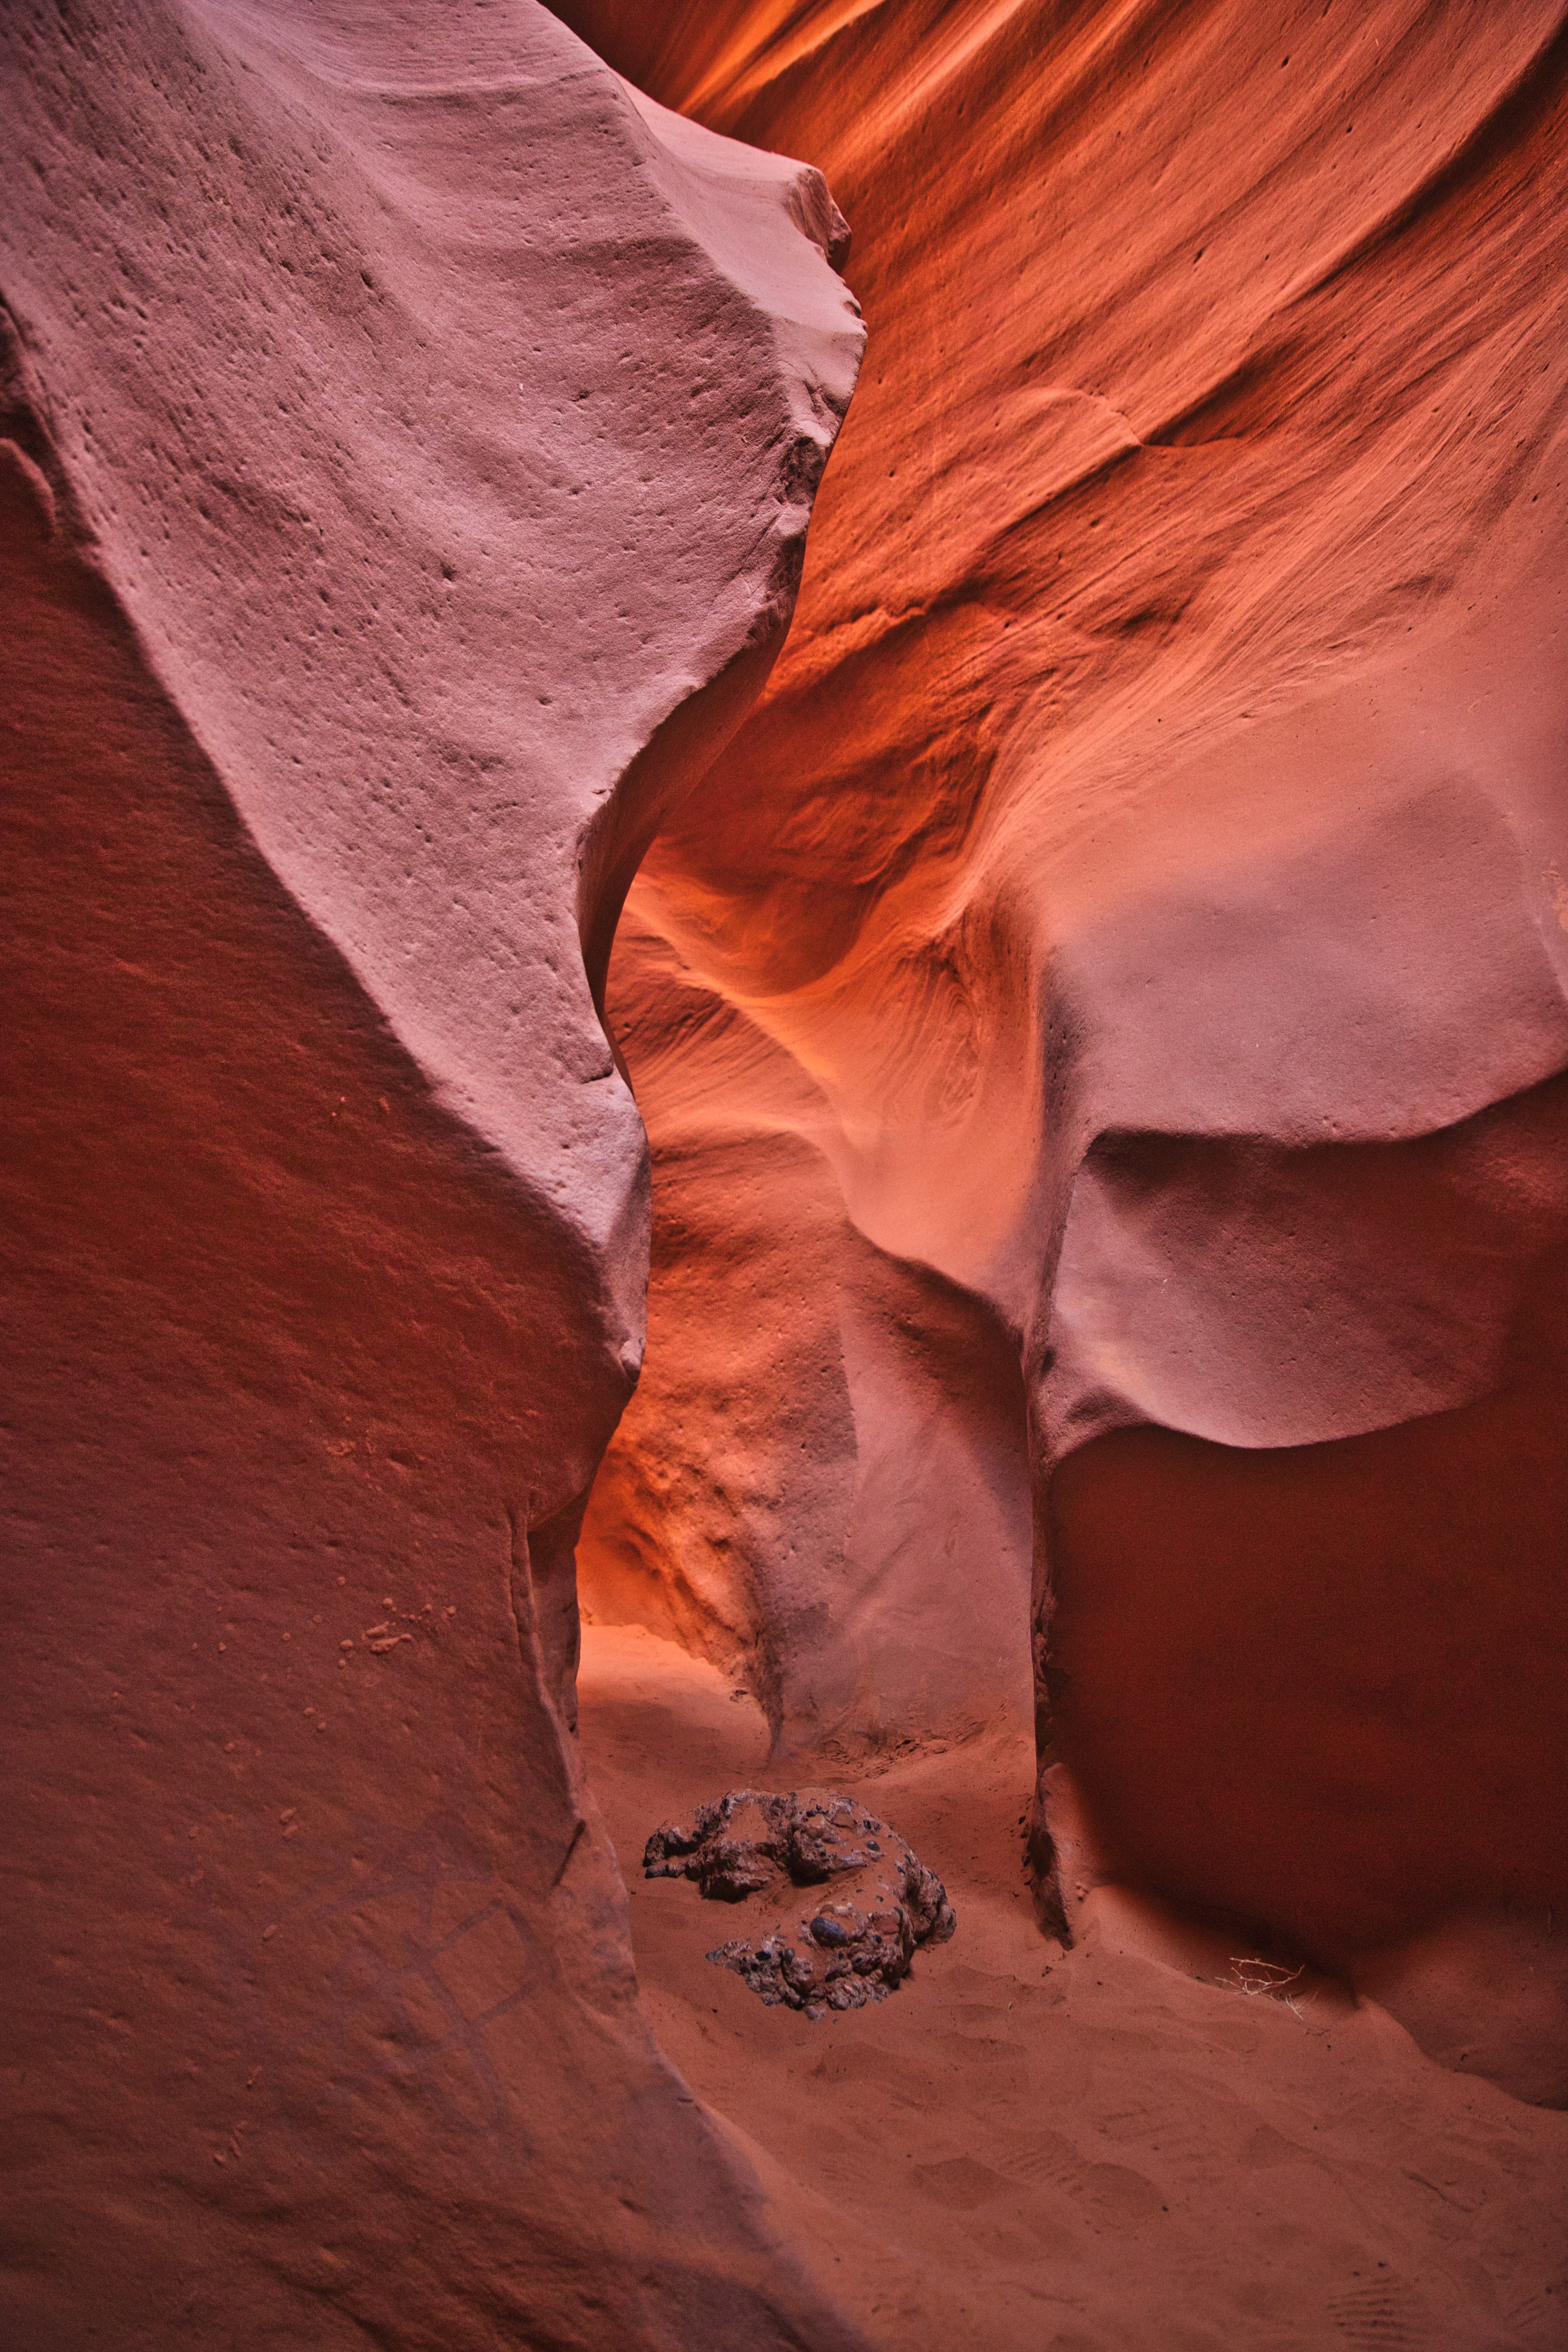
[557,3,1568,2103]
[1,3,867,2342]
[9,0,1568,2333]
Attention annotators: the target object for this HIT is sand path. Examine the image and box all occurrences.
[581,1622,1568,2350]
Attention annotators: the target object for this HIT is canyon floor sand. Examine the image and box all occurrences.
[580,1623,1568,2351]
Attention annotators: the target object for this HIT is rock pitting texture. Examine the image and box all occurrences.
[558,2,1568,2105]
[1,3,868,2345]
[645,1787,956,2014]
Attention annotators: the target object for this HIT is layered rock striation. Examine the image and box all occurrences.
[558,0,1568,2103]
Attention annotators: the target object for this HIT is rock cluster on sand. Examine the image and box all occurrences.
[646,1788,955,2014]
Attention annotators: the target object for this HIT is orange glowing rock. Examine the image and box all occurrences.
[564,0,1568,2108]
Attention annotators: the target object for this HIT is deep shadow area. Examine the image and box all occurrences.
[1048,1385,1568,1965]
[1042,1098,1568,1988]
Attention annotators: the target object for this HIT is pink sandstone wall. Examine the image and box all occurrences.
[1,2,870,2340]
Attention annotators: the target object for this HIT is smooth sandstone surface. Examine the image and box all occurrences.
[558,0,1568,2107]
[2,3,866,2343]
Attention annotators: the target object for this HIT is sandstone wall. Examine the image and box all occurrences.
[1,2,869,2339]
[559,0,1568,2105]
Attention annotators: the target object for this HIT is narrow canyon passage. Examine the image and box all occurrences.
[6,2,1568,2343]
[563,0,1568,2115]
[556,0,1568,2336]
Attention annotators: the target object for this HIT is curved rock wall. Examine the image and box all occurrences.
[558,0,1568,2100]
[1,2,867,2341]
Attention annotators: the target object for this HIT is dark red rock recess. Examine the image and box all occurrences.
[557,3,1568,2106]
[0,3,869,2345]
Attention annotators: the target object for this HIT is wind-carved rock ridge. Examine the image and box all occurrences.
[1,3,868,2346]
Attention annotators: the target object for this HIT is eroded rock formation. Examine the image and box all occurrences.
[1,3,867,2342]
[9,0,1568,2337]
[558,1,1568,2106]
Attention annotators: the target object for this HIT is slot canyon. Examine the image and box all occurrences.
[3,1,1566,2345]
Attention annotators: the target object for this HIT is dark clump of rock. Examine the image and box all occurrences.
[644,1788,955,2017]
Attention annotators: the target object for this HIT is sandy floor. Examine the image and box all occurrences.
[577,1622,1568,2351]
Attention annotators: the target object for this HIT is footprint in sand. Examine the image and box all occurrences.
[1327,2278,1429,2348]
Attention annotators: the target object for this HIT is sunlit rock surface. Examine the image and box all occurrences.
[0,3,864,2343]
[560,0,1568,2106]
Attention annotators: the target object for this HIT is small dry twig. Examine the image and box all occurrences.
[1229,1956,1308,2017]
